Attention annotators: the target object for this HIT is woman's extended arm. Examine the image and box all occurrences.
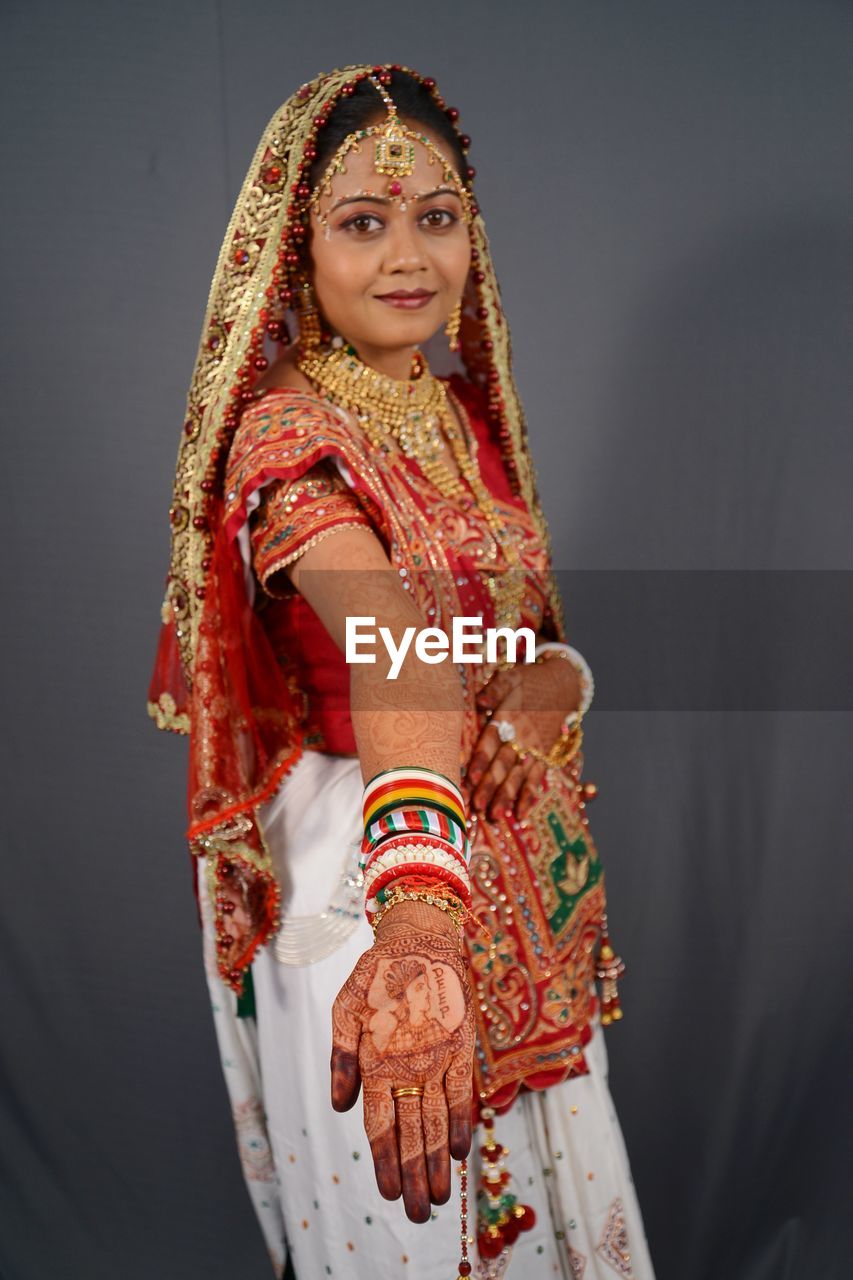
[286,523,464,784]
[285,524,474,1223]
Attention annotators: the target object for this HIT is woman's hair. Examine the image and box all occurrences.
[384,956,428,1002]
[307,68,469,191]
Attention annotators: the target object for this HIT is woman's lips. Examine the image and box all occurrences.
[374,290,437,310]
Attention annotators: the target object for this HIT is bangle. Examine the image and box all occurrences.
[362,806,470,860]
[366,861,472,914]
[360,767,471,922]
[364,851,471,904]
[363,767,466,832]
[370,885,470,935]
[361,832,469,877]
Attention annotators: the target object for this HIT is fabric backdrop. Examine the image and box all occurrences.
[1,2,851,1278]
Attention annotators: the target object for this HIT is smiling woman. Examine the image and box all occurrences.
[306,116,471,377]
[149,63,656,1280]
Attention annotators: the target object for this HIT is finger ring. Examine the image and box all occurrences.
[391,1086,425,1100]
[493,719,515,743]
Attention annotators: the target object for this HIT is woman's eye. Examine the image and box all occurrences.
[343,213,383,233]
[421,208,457,229]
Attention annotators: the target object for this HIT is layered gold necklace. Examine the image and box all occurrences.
[297,344,526,631]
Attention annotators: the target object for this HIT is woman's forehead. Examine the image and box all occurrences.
[316,125,461,212]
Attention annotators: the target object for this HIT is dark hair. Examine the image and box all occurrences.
[308,69,469,191]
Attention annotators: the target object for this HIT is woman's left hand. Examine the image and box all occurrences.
[464,657,580,822]
[330,901,474,1223]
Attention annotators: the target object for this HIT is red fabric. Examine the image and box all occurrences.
[148,375,605,1111]
[249,457,373,600]
[249,372,527,756]
[260,595,356,754]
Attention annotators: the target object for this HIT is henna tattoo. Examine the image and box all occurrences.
[330,909,475,1221]
[422,1079,451,1204]
[467,657,580,819]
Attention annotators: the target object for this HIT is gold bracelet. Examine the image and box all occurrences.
[508,719,584,770]
[370,887,469,935]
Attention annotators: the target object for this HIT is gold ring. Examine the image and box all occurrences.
[391,1086,425,1100]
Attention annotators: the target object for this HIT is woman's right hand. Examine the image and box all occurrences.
[330,899,474,1222]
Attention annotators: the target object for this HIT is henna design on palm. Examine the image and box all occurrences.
[331,909,474,1223]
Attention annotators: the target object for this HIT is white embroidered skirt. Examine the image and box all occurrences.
[198,750,657,1280]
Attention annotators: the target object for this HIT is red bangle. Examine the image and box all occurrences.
[361,833,469,876]
[366,861,471,901]
[365,862,472,910]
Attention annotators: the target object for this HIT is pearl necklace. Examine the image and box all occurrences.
[297,344,526,630]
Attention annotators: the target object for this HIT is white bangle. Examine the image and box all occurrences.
[534,641,595,721]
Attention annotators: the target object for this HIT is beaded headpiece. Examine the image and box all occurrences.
[307,74,475,235]
[150,63,565,723]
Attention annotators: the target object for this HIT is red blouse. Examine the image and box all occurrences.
[246,373,539,755]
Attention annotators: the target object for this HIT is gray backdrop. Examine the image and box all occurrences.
[1,2,851,1278]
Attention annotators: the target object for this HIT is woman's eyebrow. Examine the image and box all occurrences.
[328,186,462,214]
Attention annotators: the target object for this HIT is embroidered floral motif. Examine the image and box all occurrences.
[566,1245,587,1278]
[250,460,373,596]
[233,1097,276,1181]
[596,1197,634,1277]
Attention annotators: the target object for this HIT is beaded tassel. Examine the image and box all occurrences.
[475,1108,536,1271]
[455,1158,472,1278]
[595,912,626,1024]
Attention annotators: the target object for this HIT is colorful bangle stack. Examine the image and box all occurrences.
[360,767,473,920]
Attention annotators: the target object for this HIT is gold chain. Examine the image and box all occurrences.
[297,345,527,629]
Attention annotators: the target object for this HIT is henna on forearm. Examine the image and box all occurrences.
[350,659,464,784]
[374,899,463,945]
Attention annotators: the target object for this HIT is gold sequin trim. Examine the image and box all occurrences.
[147,694,190,735]
[258,520,376,596]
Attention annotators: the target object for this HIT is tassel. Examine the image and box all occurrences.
[474,1107,536,1273]
[455,1158,472,1277]
[595,912,626,1025]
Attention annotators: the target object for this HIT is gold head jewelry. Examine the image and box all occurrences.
[308,74,475,235]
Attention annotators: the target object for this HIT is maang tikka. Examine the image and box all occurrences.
[307,75,475,236]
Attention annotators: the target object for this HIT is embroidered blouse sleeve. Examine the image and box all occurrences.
[249,460,375,599]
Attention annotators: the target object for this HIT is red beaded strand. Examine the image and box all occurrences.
[456,1158,472,1278]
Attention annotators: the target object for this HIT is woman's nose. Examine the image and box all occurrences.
[382,215,427,273]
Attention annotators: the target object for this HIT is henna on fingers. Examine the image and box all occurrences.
[363,1080,402,1200]
[395,1093,431,1221]
[467,655,581,819]
[330,978,364,1111]
[445,1043,474,1160]
[422,1078,451,1204]
[517,759,547,821]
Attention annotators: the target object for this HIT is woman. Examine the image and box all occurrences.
[149,63,656,1280]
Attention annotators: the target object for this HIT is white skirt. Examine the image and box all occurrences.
[198,751,657,1280]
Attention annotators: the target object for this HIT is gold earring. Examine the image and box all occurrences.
[445,298,462,352]
[297,279,323,352]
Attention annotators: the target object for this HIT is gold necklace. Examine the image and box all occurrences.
[297,344,526,630]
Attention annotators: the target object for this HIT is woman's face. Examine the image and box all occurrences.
[308,120,472,376]
[405,973,432,1019]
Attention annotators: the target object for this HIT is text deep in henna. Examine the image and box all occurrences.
[331,901,474,1222]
